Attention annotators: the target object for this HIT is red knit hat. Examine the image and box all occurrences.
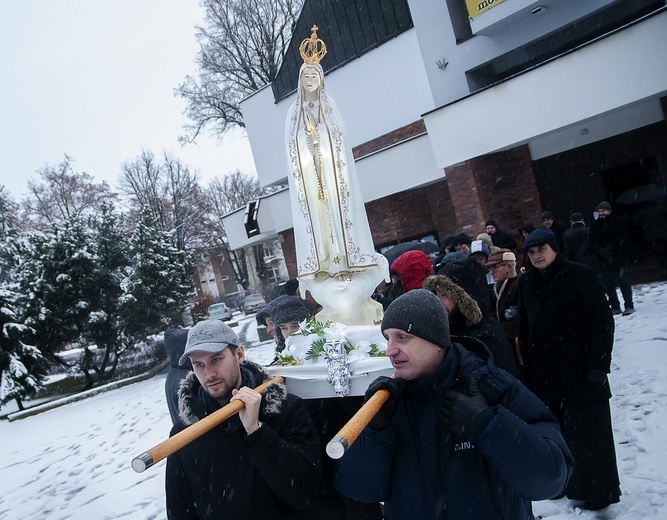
[390,250,434,293]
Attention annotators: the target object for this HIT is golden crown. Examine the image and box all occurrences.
[299,25,327,65]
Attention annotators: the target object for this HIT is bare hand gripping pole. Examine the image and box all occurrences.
[131,376,285,473]
[326,387,391,460]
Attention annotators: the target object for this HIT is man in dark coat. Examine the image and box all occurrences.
[335,290,573,519]
[165,320,322,519]
[588,200,634,315]
[541,211,567,252]
[163,328,191,427]
[485,219,518,250]
[563,212,593,267]
[518,227,621,510]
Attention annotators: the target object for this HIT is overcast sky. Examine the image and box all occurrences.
[0,0,256,201]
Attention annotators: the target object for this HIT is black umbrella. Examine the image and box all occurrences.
[381,241,440,265]
[615,184,667,205]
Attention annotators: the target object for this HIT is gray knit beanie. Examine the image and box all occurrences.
[381,289,452,350]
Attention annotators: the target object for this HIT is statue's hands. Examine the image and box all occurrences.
[231,387,262,435]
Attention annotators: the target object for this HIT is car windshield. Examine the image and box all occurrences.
[208,304,227,312]
[245,295,263,303]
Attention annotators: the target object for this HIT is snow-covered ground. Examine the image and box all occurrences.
[1,284,666,519]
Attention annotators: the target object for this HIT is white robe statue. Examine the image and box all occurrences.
[285,26,388,325]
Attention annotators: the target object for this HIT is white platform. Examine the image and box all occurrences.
[266,356,394,398]
[266,324,394,398]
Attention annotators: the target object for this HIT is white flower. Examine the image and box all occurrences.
[347,340,372,362]
[285,333,319,362]
[323,322,346,343]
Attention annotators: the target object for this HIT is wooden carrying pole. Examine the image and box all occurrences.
[326,387,391,460]
[131,375,285,473]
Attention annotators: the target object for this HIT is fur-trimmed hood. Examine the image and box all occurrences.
[422,275,483,328]
[177,360,287,427]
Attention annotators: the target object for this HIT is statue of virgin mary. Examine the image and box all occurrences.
[284,26,388,325]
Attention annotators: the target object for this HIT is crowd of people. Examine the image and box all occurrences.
[159,200,645,518]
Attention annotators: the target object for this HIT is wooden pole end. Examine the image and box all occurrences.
[326,435,349,460]
[131,452,154,473]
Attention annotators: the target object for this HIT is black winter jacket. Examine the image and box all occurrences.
[335,339,573,519]
[563,223,593,267]
[163,328,191,427]
[165,361,322,519]
[588,213,629,267]
[518,255,615,410]
[490,228,518,250]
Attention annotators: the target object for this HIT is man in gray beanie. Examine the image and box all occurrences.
[336,289,574,519]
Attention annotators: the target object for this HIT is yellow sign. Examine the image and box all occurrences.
[466,0,506,18]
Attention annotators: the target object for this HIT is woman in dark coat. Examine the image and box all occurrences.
[518,228,620,509]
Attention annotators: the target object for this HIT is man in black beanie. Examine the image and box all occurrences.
[271,296,314,354]
[563,212,593,266]
[518,227,621,510]
[336,289,573,519]
[588,200,634,315]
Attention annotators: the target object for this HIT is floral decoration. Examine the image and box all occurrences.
[275,316,386,366]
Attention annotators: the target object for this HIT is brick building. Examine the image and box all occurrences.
[222,0,667,282]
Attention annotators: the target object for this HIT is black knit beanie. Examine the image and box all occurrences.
[256,294,290,326]
[271,296,313,326]
[381,289,452,350]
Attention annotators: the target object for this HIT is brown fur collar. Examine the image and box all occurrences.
[177,361,286,427]
[422,275,483,327]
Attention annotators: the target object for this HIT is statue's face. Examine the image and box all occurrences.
[301,68,321,93]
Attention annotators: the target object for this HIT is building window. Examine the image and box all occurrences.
[267,265,281,283]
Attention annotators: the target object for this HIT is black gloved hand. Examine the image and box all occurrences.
[587,369,607,384]
[440,378,489,435]
[364,376,405,431]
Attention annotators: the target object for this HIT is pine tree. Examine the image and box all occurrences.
[78,205,131,386]
[0,190,48,410]
[14,219,98,362]
[120,208,192,343]
[0,287,47,410]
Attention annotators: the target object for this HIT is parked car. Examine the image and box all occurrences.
[207,302,233,321]
[243,293,266,314]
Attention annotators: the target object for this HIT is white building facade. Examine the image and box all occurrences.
[224,0,667,280]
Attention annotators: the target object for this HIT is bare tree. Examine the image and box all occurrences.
[21,155,117,230]
[206,169,263,217]
[119,150,211,250]
[0,186,18,239]
[177,0,303,142]
[205,170,276,289]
